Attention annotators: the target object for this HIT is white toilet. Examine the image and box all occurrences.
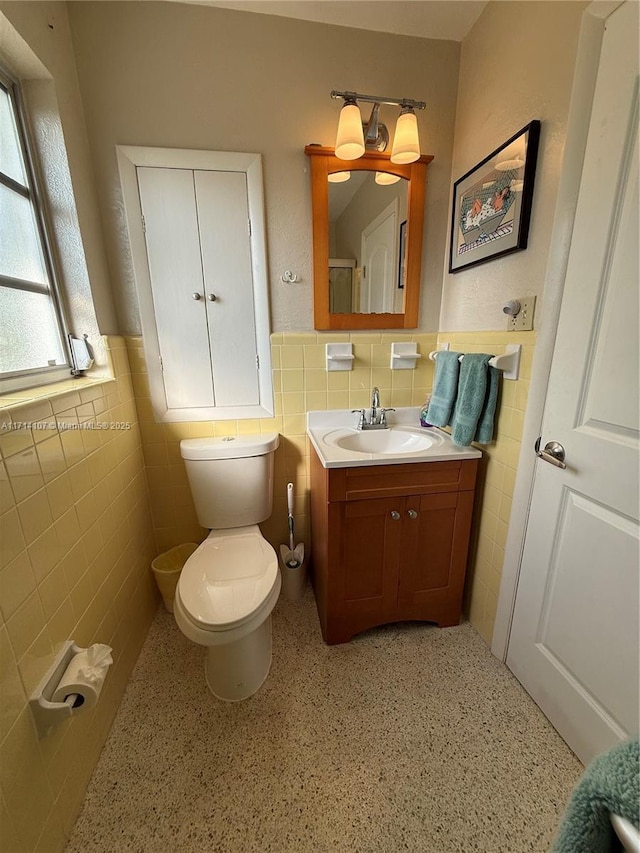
[174,433,281,701]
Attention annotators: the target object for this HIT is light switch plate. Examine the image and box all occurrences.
[507,296,536,331]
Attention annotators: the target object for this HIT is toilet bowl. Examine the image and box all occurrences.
[174,526,281,701]
[175,433,280,701]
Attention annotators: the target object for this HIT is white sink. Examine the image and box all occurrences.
[324,426,438,455]
[307,409,482,469]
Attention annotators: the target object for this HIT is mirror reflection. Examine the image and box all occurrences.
[328,172,408,314]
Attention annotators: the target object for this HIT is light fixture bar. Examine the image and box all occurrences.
[331,90,426,111]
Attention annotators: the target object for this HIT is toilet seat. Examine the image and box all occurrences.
[177,527,279,632]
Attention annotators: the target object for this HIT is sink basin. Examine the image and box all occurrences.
[324,426,437,455]
[306,408,482,469]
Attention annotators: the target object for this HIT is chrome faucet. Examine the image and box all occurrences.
[370,386,380,425]
[352,388,395,430]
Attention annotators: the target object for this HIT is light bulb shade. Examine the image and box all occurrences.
[335,102,365,160]
[328,171,351,183]
[390,110,420,164]
[374,171,401,185]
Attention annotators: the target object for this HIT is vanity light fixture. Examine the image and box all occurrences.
[331,90,426,163]
[328,171,351,183]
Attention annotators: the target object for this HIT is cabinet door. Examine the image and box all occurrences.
[194,170,259,408]
[335,497,402,632]
[137,167,214,408]
[398,491,475,626]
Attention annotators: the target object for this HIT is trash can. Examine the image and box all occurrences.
[151,543,199,613]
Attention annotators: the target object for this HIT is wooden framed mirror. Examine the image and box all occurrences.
[305,146,433,330]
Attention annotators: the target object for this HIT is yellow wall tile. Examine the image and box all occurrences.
[27,525,63,583]
[0,461,14,515]
[327,391,349,410]
[0,552,36,622]
[281,370,304,392]
[302,345,325,369]
[5,591,47,661]
[4,448,44,502]
[280,345,304,369]
[0,626,27,743]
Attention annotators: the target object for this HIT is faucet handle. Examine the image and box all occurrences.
[379,408,396,427]
[351,409,366,430]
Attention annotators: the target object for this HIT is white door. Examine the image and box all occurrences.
[506,0,639,764]
[360,201,397,313]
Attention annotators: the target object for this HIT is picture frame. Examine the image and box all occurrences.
[397,219,407,289]
[448,120,540,273]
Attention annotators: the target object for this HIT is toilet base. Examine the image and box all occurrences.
[204,616,273,701]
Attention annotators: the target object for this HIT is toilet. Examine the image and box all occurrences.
[174,433,281,701]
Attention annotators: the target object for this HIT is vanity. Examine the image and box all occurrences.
[307,409,481,644]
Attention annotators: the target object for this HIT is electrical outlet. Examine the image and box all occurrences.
[507,296,536,331]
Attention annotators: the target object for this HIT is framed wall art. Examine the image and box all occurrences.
[449,120,540,273]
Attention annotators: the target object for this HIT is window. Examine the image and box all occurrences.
[0,69,71,391]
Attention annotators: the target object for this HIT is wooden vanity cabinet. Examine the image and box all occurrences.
[309,448,479,644]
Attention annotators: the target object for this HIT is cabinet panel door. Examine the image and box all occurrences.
[338,497,401,620]
[137,167,214,408]
[399,492,474,624]
[195,170,259,407]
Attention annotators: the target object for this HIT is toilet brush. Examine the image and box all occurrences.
[279,483,304,568]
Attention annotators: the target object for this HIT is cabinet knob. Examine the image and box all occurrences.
[207,293,217,302]
[192,292,202,301]
[407,509,418,519]
[390,510,401,521]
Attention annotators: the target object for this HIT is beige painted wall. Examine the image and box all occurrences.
[440,0,588,332]
[66,0,459,334]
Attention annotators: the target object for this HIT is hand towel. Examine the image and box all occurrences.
[425,351,463,427]
[551,738,639,853]
[450,353,493,446]
[475,364,499,444]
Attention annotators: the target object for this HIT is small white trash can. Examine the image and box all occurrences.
[151,543,198,613]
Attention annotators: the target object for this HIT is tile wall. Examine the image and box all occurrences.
[128,328,535,645]
[0,336,157,853]
[126,331,438,555]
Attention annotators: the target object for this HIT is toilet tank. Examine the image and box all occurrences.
[180,434,279,529]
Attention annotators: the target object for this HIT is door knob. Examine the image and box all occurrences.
[537,440,567,469]
[192,292,202,300]
[390,511,401,521]
[407,509,418,519]
[207,293,217,302]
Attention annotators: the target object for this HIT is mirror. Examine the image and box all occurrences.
[305,146,432,330]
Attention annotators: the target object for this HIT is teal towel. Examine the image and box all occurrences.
[425,351,462,427]
[450,353,494,446]
[475,364,499,444]
[551,738,639,853]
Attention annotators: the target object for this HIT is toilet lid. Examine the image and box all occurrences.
[178,531,278,629]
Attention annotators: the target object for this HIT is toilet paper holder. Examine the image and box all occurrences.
[29,640,106,739]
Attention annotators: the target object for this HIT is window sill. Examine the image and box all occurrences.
[0,375,116,417]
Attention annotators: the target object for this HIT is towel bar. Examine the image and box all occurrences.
[428,344,521,380]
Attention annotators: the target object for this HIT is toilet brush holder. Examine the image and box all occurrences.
[278,549,307,601]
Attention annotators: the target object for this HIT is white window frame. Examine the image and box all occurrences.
[0,67,72,393]
[117,146,274,422]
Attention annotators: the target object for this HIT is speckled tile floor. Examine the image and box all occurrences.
[66,589,582,853]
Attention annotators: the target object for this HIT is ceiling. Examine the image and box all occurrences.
[182,0,489,42]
